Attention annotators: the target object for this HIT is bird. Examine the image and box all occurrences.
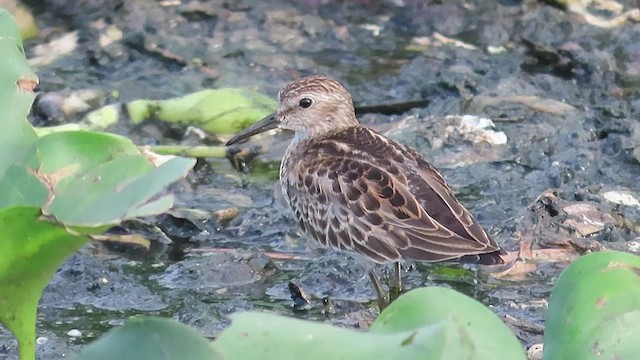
[226,75,505,310]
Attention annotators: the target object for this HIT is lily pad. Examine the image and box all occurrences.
[371,287,525,359]
[27,131,194,226]
[543,251,640,360]
[0,9,38,179]
[213,287,525,360]
[0,11,196,359]
[72,317,221,360]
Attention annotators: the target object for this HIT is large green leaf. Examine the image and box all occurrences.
[0,207,88,360]
[73,317,221,360]
[0,164,48,208]
[213,287,525,360]
[0,11,197,360]
[543,251,640,360]
[0,132,194,358]
[0,139,193,360]
[0,10,38,183]
[371,286,525,358]
[27,131,195,226]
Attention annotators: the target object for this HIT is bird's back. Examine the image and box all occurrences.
[281,125,504,265]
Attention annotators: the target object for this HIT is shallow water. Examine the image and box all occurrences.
[2,0,640,358]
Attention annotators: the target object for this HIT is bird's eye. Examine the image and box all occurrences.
[299,98,313,108]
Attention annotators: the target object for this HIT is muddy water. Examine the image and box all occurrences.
[2,0,640,358]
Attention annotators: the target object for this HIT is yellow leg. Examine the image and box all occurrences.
[368,269,389,311]
[389,262,403,303]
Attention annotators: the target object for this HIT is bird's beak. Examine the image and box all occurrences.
[226,112,279,146]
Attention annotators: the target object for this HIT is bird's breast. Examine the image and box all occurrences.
[279,140,305,211]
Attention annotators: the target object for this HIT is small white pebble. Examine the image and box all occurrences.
[360,24,382,36]
[67,329,82,337]
[603,190,640,207]
[527,343,544,360]
[627,241,640,252]
[36,337,48,345]
[454,115,508,145]
[487,45,507,54]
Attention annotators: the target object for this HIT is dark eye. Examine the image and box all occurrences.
[299,98,313,108]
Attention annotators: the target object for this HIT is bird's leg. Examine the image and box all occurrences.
[388,261,403,304]
[368,269,389,311]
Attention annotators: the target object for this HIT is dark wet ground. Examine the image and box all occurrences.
[2,0,640,358]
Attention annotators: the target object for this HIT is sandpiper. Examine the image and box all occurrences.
[226,75,505,309]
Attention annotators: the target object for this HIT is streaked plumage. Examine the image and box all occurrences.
[280,126,504,265]
[227,75,505,306]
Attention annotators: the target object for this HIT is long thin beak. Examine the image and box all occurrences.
[226,113,279,146]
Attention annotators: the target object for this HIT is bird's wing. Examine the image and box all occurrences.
[284,156,401,263]
[401,146,499,249]
[286,153,499,264]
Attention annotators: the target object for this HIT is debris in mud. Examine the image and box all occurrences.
[562,203,616,237]
[152,252,273,290]
[384,114,508,166]
[29,31,78,67]
[448,115,508,145]
[31,89,105,126]
[469,95,577,116]
[603,189,640,207]
[521,38,589,79]
[288,281,313,312]
[526,343,544,360]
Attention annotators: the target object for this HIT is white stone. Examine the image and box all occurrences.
[603,190,640,207]
[66,329,82,337]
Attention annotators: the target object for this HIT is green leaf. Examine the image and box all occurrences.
[543,251,640,360]
[214,311,427,360]
[0,164,48,208]
[31,130,141,173]
[0,11,198,360]
[371,287,525,359]
[25,131,196,226]
[0,10,38,179]
[0,207,89,360]
[73,317,221,360]
[213,287,525,360]
[126,88,277,135]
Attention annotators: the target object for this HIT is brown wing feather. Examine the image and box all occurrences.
[286,126,504,265]
[285,155,502,264]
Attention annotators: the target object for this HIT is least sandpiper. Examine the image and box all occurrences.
[227,75,505,309]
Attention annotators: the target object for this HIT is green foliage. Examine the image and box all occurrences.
[70,287,524,360]
[213,286,524,360]
[0,207,87,360]
[0,11,196,359]
[370,287,524,358]
[125,88,277,135]
[0,10,38,181]
[543,250,640,360]
[28,131,194,226]
[73,317,221,360]
[39,87,277,139]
